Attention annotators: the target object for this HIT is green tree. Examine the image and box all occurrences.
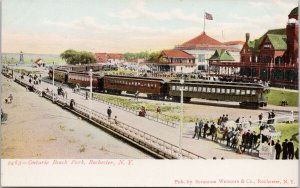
[124,51,150,60]
[147,51,161,62]
[60,49,96,65]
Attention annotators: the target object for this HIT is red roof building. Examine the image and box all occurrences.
[209,7,298,89]
[107,53,124,60]
[175,32,241,71]
[147,49,196,73]
[95,53,125,64]
[95,53,107,63]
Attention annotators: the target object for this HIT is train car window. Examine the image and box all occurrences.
[148,83,150,87]
[172,86,176,90]
[211,88,215,93]
[184,86,188,90]
[198,87,201,92]
[246,90,251,95]
[226,89,230,94]
[207,88,211,93]
[221,89,225,93]
[241,90,246,95]
[236,89,241,95]
[189,87,193,91]
[251,90,256,95]
[154,84,156,87]
[231,89,235,94]
[193,87,197,92]
[202,87,206,92]
[216,88,220,93]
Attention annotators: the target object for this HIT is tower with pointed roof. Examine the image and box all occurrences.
[209,7,298,89]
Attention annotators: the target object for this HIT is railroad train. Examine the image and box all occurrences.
[49,68,270,108]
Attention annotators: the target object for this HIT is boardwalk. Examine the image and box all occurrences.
[10,73,263,159]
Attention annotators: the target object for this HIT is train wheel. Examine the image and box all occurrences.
[183,97,191,103]
[171,96,180,102]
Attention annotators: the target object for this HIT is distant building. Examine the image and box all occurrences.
[95,53,107,63]
[95,53,125,64]
[208,49,236,75]
[34,58,44,67]
[146,49,196,73]
[175,32,241,71]
[209,7,298,88]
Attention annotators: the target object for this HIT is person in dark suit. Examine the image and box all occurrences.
[210,122,216,141]
[198,120,203,139]
[287,139,294,159]
[203,122,209,138]
[295,148,299,159]
[192,123,199,139]
[275,140,282,160]
[282,139,288,160]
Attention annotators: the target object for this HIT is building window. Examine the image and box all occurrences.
[198,54,205,62]
[264,43,272,49]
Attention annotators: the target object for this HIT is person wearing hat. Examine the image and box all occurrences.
[107,107,112,119]
[275,140,282,160]
[282,139,289,160]
[287,139,295,159]
[203,121,209,138]
[236,132,242,154]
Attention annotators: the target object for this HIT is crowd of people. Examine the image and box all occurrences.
[191,112,298,159]
[57,86,68,99]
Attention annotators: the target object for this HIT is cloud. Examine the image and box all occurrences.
[108,1,202,23]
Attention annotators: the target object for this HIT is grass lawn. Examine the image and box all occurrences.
[13,68,41,75]
[93,93,210,123]
[251,122,298,149]
[266,89,298,107]
[275,123,299,149]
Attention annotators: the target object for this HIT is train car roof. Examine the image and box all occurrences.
[105,74,168,83]
[169,79,267,89]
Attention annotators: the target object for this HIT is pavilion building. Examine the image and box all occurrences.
[209,7,298,88]
[175,32,241,71]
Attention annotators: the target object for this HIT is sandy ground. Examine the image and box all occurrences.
[1,76,152,159]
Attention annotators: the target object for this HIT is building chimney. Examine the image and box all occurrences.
[246,33,250,42]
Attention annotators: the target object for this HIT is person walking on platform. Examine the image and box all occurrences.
[85,91,88,100]
[258,113,263,124]
[203,121,209,138]
[198,120,203,139]
[192,123,199,139]
[114,116,118,125]
[107,107,112,119]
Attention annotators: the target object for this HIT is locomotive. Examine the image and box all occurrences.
[49,68,269,108]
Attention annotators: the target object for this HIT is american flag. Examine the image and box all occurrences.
[205,12,213,20]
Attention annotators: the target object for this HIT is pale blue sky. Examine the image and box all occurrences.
[2,0,298,54]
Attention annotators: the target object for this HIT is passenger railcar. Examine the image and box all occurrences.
[68,71,100,87]
[48,68,269,108]
[49,68,68,83]
[168,80,269,108]
[103,75,168,99]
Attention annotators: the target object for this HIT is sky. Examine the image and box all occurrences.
[2,0,298,54]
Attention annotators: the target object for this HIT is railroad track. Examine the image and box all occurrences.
[15,76,206,160]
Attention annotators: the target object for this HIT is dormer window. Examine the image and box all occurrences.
[264,43,271,49]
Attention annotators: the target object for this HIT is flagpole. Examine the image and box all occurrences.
[203,11,205,33]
